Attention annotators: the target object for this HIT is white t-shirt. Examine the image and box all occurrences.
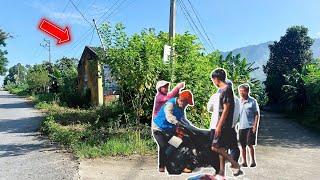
[207,93,240,129]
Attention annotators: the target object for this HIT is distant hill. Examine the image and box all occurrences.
[222,38,320,81]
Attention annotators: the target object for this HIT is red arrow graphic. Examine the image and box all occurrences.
[38,18,71,45]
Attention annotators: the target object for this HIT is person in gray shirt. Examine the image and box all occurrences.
[238,84,260,168]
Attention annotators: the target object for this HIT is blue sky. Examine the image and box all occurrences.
[1,0,320,84]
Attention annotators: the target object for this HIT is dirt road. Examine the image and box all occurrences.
[0,91,78,179]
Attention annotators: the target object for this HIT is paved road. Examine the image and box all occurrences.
[0,91,78,180]
[79,112,320,179]
[1,90,319,179]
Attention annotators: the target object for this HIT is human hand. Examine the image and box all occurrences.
[215,126,222,138]
[252,126,257,133]
[176,121,183,127]
[178,82,185,89]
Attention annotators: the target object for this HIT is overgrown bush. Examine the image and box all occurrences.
[41,113,156,158]
[98,23,267,128]
[4,83,29,96]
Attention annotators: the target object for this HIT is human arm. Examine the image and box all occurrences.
[215,103,230,137]
[215,87,233,137]
[252,100,260,133]
[165,82,185,100]
[164,103,179,125]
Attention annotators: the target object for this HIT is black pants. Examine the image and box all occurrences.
[153,130,170,167]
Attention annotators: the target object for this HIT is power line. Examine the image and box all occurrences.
[68,0,94,27]
[83,0,98,17]
[186,0,215,50]
[179,0,213,52]
[89,28,95,46]
[177,0,209,53]
[56,0,133,59]
[178,0,209,49]
[97,0,124,23]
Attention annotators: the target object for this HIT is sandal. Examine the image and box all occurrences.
[241,162,248,167]
[231,167,244,177]
[182,168,192,173]
[250,163,256,167]
[215,174,226,180]
[159,166,165,172]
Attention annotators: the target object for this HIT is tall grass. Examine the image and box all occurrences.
[42,115,156,158]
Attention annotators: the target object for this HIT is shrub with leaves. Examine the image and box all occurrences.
[98,23,266,128]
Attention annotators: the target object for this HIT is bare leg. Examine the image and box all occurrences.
[218,154,225,176]
[213,147,240,169]
[241,146,247,165]
[249,145,256,166]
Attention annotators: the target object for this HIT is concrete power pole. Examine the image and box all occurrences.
[169,0,176,42]
[169,0,176,82]
[40,39,51,63]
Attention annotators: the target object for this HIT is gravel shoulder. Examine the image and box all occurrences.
[0,91,79,180]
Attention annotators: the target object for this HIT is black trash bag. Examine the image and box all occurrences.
[166,146,199,175]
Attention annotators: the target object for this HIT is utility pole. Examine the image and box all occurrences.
[40,39,51,63]
[169,0,176,82]
[93,19,106,52]
[169,0,176,42]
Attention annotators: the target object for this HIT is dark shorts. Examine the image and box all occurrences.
[239,128,256,147]
[210,128,238,149]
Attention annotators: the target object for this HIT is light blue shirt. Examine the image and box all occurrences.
[239,96,260,129]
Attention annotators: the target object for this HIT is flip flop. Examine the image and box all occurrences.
[241,162,248,167]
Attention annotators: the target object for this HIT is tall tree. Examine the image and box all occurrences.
[263,26,314,104]
[26,64,50,93]
[3,63,27,85]
[53,57,79,105]
[0,29,9,75]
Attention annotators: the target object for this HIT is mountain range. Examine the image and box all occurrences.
[222,38,320,81]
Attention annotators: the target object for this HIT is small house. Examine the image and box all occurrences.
[77,46,118,106]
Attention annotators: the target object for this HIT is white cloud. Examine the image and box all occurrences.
[29,1,89,26]
[315,32,320,38]
[50,12,85,26]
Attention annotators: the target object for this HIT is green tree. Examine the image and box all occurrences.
[98,23,265,128]
[26,64,50,93]
[263,26,314,104]
[0,29,10,75]
[281,69,306,111]
[214,52,268,106]
[53,57,79,106]
[4,63,27,85]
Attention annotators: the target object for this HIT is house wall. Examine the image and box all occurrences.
[78,48,103,106]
